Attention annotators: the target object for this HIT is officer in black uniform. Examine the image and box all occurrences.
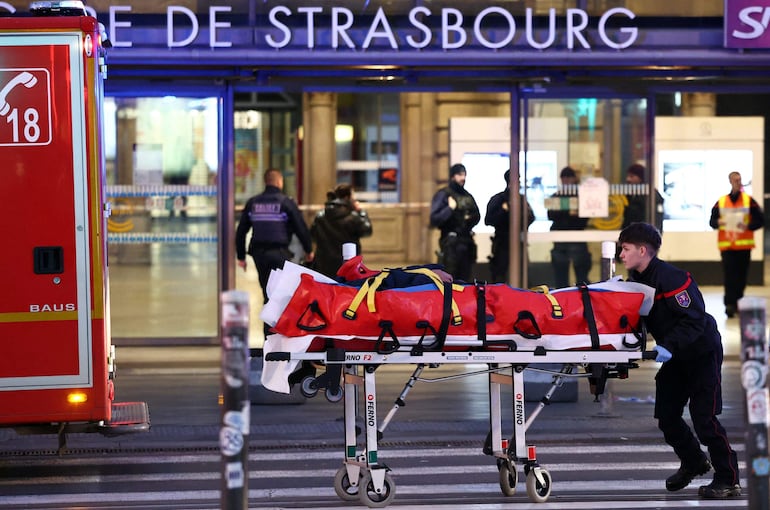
[429,163,480,282]
[484,169,534,283]
[618,222,741,500]
[236,168,314,305]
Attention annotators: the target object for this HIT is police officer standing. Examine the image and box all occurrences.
[618,222,741,500]
[236,168,314,305]
[430,163,480,282]
[484,169,534,283]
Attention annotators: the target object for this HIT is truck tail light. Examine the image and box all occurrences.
[67,392,88,404]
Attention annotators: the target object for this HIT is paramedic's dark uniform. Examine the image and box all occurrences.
[629,257,740,486]
[236,185,312,302]
[429,182,480,282]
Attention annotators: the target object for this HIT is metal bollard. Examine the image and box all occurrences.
[600,241,616,281]
[595,241,618,414]
[220,290,250,510]
[738,296,769,509]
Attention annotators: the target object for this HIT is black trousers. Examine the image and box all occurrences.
[489,235,509,284]
[250,246,292,336]
[551,242,591,288]
[654,349,739,484]
[720,249,751,308]
[438,235,476,283]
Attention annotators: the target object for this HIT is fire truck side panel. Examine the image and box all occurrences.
[0,18,111,426]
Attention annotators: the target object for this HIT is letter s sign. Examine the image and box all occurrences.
[725,1,770,48]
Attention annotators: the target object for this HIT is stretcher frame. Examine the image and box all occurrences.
[265,346,654,507]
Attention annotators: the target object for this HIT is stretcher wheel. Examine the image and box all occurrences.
[359,470,395,508]
[325,386,344,403]
[333,465,361,501]
[300,377,318,398]
[498,461,518,496]
[525,468,552,503]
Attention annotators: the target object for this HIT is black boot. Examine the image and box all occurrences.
[698,479,741,499]
[666,458,711,492]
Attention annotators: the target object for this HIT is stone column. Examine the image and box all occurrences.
[301,92,337,208]
[682,92,716,116]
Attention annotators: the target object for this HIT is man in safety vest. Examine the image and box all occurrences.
[708,171,764,318]
[430,163,481,282]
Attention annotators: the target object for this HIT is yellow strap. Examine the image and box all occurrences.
[345,267,465,324]
[344,276,375,319]
[344,270,393,319]
[531,284,563,318]
[366,271,390,312]
[405,268,463,324]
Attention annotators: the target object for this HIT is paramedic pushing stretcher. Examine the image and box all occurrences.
[618,222,740,499]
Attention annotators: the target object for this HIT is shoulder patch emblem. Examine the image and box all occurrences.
[675,290,691,308]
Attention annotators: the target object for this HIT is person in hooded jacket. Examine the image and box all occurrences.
[310,183,373,278]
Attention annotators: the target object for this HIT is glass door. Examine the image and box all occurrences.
[521,95,650,288]
[105,95,220,342]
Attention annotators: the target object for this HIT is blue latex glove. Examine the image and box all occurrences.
[653,345,672,363]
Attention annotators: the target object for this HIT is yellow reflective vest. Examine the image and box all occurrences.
[717,193,755,251]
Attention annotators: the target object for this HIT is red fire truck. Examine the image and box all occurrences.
[0,2,149,452]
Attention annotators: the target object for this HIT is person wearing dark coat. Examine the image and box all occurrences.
[310,183,373,278]
[484,169,535,283]
[429,163,481,282]
[618,222,741,500]
[547,166,590,288]
[622,163,664,232]
[236,168,313,302]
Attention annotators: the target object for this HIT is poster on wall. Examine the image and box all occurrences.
[132,143,163,185]
[658,149,753,232]
[378,167,397,191]
[461,152,508,234]
[461,151,560,233]
[234,128,259,199]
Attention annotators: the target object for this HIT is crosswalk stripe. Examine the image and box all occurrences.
[0,441,748,509]
[0,460,748,486]
[0,480,749,507]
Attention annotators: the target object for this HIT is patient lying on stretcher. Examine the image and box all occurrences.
[259,257,655,394]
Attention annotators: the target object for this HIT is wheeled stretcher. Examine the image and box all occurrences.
[261,261,656,506]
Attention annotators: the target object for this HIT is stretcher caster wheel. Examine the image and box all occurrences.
[498,461,518,496]
[300,377,318,398]
[359,470,395,508]
[325,386,344,403]
[333,465,361,501]
[525,467,552,503]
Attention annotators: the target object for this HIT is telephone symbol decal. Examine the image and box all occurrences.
[0,71,38,116]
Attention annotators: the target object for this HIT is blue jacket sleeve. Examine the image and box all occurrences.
[430,189,452,228]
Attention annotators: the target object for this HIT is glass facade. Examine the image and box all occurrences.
[522,97,649,286]
[336,93,401,203]
[105,97,220,340]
